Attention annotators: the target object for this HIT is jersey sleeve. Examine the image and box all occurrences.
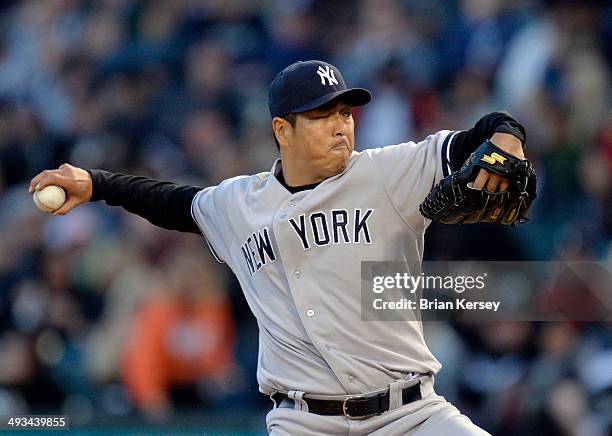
[191,182,233,264]
[366,130,458,232]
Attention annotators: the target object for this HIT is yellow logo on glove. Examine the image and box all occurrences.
[481,152,507,165]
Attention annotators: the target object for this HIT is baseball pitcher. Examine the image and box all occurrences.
[29,60,536,435]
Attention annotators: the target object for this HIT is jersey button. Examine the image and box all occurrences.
[348,375,355,383]
[294,270,301,278]
[288,200,295,207]
[306,309,315,317]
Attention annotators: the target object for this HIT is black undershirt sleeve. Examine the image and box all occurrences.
[449,111,526,172]
[86,170,203,234]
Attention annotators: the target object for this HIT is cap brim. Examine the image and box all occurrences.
[291,88,372,114]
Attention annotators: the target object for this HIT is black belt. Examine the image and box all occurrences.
[270,382,421,420]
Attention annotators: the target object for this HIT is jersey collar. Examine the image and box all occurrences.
[269,152,359,194]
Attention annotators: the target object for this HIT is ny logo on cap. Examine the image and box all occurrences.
[317,65,339,86]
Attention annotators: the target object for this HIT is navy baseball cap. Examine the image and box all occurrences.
[268,60,372,118]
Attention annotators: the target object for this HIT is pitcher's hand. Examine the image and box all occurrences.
[472,132,525,192]
[29,163,93,215]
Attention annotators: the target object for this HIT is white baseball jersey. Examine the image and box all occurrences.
[191,130,457,396]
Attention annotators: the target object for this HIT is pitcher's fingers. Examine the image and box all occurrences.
[35,173,69,191]
[485,175,500,192]
[499,179,510,192]
[52,196,78,216]
[473,169,488,190]
[29,170,54,192]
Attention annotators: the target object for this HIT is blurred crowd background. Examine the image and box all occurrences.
[0,0,610,434]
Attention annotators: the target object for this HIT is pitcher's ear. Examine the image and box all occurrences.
[273,117,291,147]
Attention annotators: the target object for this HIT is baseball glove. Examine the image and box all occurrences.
[419,140,537,225]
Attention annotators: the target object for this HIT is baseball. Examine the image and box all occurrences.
[33,185,67,213]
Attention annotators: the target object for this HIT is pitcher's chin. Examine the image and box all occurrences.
[328,156,350,177]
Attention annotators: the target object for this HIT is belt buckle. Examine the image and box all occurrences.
[342,394,376,420]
